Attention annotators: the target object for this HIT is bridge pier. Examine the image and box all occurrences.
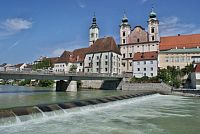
[56,80,77,92]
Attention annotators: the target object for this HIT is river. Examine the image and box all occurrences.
[0,85,200,134]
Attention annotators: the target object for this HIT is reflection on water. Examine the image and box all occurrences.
[0,85,138,109]
[0,94,200,134]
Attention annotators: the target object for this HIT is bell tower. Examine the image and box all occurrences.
[89,14,99,46]
[120,12,131,44]
[148,7,159,42]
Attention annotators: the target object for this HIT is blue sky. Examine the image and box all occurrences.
[0,0,200,64]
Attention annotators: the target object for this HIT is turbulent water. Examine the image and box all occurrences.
[0,93,200,134]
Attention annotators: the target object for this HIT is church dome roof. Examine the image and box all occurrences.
[149,8,157,18]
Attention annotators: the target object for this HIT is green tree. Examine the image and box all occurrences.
[38,80,54,87]
[69,64,77,73]
[33,59,52,70]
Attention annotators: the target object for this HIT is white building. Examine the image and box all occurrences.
[119,8,159,74]
[0,63,7,72]
[84,37,121,75]
[14,63,27,72]
[190,64,200,89]
[54,48,89,74]
[133,51,158,78]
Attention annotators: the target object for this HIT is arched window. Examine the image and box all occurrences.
[151,27,155,33]
[123,31,126,37]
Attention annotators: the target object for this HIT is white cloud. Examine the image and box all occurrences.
[77,0,87,8]
[160,16,200,36]
[0,18,32,38]
[3,18,32,31]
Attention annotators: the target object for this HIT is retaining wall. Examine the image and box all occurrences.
[122,82,171,94]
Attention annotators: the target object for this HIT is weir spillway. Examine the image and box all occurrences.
[0,92,157,125]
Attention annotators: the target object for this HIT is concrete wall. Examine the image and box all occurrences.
[81,80,122,90]
[122,82,171,94]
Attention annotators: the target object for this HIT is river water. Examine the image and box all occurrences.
[0,85,200,134]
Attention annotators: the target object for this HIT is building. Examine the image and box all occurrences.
[84,37,121,74]
[119,8,159,74]
[0,63,7,72]
[89,14,99,46]
[14,63,27,72]
[133,51,158,78]
[159,34,200,69]
[190,64,200,89]
[54,48,89,73]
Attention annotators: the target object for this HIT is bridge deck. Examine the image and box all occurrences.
[0,72,123,81]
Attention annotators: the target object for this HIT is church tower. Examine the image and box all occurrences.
[89,14,99,46]
[148,8,159,42]
[120,13,131,44]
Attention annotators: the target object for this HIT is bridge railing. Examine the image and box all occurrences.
[0,70,123,78]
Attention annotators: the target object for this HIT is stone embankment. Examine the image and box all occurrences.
[122,82,171,94]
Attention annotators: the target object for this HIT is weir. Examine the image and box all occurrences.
[0,91,157,125]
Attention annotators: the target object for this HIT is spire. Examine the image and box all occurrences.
[122,10,128,23]
[90,12,99,29]
[149,7,157,19]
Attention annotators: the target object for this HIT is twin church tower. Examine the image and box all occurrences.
[89,8,159,46]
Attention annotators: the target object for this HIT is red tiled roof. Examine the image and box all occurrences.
[133,51,158,61]
[56,48,90,63]
[55,37,120,64]
[14,63,24,68]
[160,34,200,50]
[194,64,200,72]
[44,57,59,64]
[87,37,121,55]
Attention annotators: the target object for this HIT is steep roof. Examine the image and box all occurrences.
[56,48,90,63]
[87,37,121,55]
[133,51,158,61]
[194,64,200,73]
[44,57,59,64]
[160,34,200,50]
[14,63,25,68]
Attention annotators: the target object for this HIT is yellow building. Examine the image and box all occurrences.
[159,34,200,69]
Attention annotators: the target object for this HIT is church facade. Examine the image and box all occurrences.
[119,8,159,75]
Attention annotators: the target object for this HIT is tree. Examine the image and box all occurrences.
[33,59,52,70]
[69,64,77,73]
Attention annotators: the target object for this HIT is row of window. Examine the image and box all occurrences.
[88,55,120,60]
[137,67,154,71]
[165,57,191,63]
[122,60,154,67]
[122,44,157,49]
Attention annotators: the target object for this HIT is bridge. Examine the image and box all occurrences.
[0,71,123,92]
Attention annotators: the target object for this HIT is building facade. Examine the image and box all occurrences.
[119,8,159,74]
[133,51,158,78]
[84,37,121,74]
[159,34,200,69]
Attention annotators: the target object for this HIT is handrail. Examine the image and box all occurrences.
[0,71,123,78]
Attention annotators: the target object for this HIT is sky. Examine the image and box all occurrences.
[0,0,200,64]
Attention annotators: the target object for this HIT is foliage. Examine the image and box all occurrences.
[69,64,77,73]
[129,76,160,83]
[19,79,31,86]
[33,59,52,70]
[38,80,54,87]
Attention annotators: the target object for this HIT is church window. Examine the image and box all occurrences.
[152,36,155,41]
[129,53,132,58]
[105,61,108,65]
[151,27,155,33]
[105,68,108,72]
[96,62,99,66]
[105,55,108,59]
[91,33,94,38]
[123,53,125,58]
[130,63,132,67]
[123,32,126,37]
[123,39,126,44]
[137,38,140,42]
